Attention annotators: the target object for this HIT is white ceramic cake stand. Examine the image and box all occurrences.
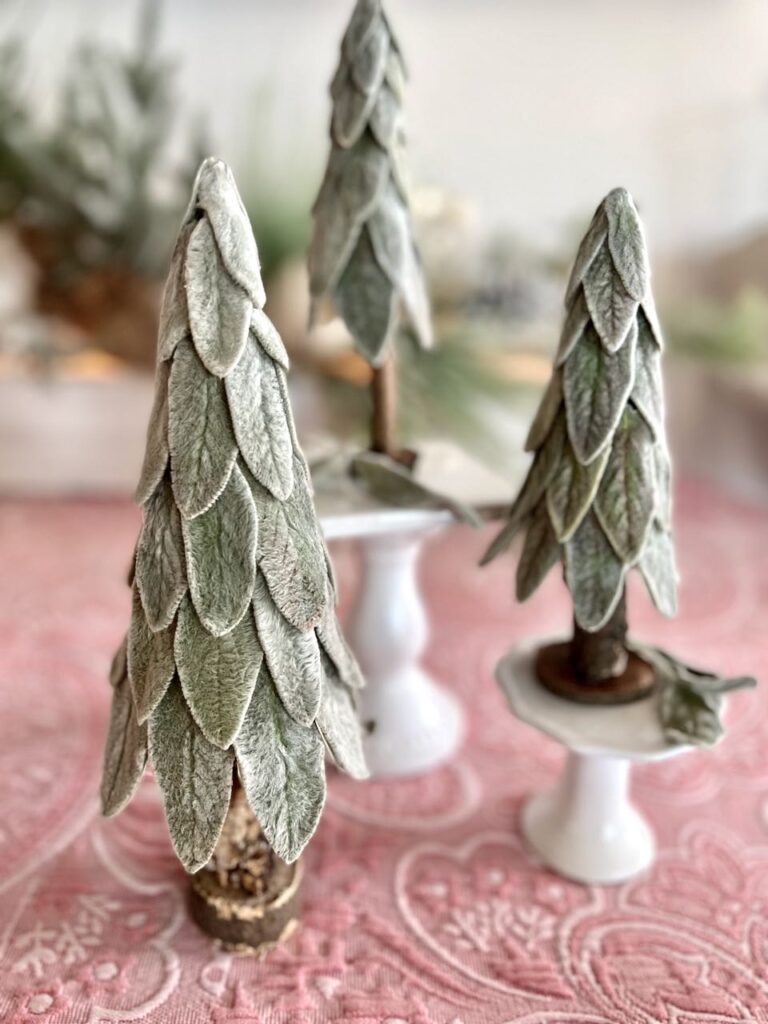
[323,507,464,777]
[496,639,693,884]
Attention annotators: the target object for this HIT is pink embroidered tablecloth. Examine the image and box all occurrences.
[1,479,767,1024]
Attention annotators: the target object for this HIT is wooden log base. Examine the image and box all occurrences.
[535,641,657,706]
[190,858,303,956]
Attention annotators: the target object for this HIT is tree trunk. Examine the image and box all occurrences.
[571,590,629,683]
[370,353,397,458]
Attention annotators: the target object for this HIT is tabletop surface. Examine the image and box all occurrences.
[0,479,766,1024]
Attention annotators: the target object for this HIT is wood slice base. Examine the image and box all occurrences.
[190,858,303,955]
[535,642,656,706]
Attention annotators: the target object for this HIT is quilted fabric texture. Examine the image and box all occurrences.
[0,481,766,1022]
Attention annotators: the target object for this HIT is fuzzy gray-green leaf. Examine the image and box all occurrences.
[185,216,251,378]
[565,510,626,631]
[225,335,294,502]
[351,19,388,94]
[109,635,128,688]
[639,521,678,617]
[631,311,664,441]
[252,572,322,726]
[565,205,608,303]
[135,478,187,632]
[332,82,377,149]
[547,438,610,543]
[342,0,380,60]
[127,588,175,723]
[169,337,238,519]
[335,228,398,364]
[235,666,326,864]
[595,406,655,564]
[653,444,673,529]
[250,308,289,371]
[525,371,563,452]
[175,596,262,749]
[605,188,649,302]
[135,360,170,506]
[101,674,148,817]
[370,83,400,149]
[317,609,365,690]
[583,245,638,353]
[555,288,590,368]
[158,223,193,362]
[516,502,561,602]
[183,465,257,637]
[149,680,234,873]
[317,653,368,779]
[564,320,637,465]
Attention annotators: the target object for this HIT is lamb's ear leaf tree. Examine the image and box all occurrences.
[308,0,478,523]
[101,157,368,876]
[483,188,755,729]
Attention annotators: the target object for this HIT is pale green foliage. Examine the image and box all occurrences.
[308,0,432,365]
[100,158,368,872]
[483,188,678,631]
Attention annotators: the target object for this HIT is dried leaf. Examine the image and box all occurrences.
[564,320,637,465]
[555,288,589,368]
[250,308,289,371]
[516,501,561,601]
[185,217,251,378]
[565,205,608,303]
[630,310,665,441]
[158,223,193,361]
[149,680,234,873]
[583,245,638,353]
[524,370,562,452]
[317,609,365,691]
[183,465,257,637]
[595,406,655,564]
[225,335,294,502]
[135,359,170,505]
[547,438,610,542]
[175,596,262,749]
[639,521,678,617]
[565,510,626,631]
[169,338,238,519]
[101,675,148,817]
[334,228,398,364]
[252,572,322,726]
[605,188,649,302]
[317,653,368,779]
[135,478,187,632]
[235,665,326,863]
[127,588,176,723]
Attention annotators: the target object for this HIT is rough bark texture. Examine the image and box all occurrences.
[571,590,629,682]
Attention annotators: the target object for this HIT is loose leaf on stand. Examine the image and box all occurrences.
[175,596,263,749]
[639,521,678,616]
[252,573,322,727]
[594,406,655,564]
[547,439,610,542]
[135,479,187,632]
[516,501,561,601]
[225,336,294,501]
[169,337,238,519]
[317,653,368,779]
[565,510,626,631]
[334,230,398,365]
[183,465,257,637]
[101,675,148,817]
[582,245,638,353]
[135,359,170,505]
[235,666,326,864]
[149,681,234,873]
[127,588,176,722]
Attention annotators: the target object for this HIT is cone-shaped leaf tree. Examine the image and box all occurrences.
[309,0,432,461]
[101,157,367,875]
[483,188,678,699]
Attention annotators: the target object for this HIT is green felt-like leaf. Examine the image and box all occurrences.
[250,308,289,371]
[127,588,176,723]
[564,320,637,465]
[565,205,608,303]
[157,223,193,362]
[367,178,432,350]
[565,510,626,631]
[370,83,400,149]
[659,682,724,747]
[175,596,262,749]
[583,245,638,353]
[547,438,610,542]
[385,46,406,99]
[249,464,328,632]
[351,20,388,94]
[252,572,322,726]
[653,444,673,529]
[639,521,678,617]
[185,216,251,379]
[555,288,590,368]
[135,360,170,506]
[351,452,481,526]
[335,228,398,365]
[480,414,566,565]
[332,81,378,149]
[169,337,238,519]
[524,370,563,453]
[183,465,257,637]
[109,635,128,688]
[641,291,665,348]
[516,501,561,601]
[317,609,365,691]
[149,680,234,874]
[595,406,655,564]
[317,652,368,779]
[225,335,294,502]
[342,0,380,60]
[630,310,664,441]
[195,157,266,309]
[235,665,326,864]
[135,478,187,632]
[101,674,148,818]
[605,188,649,302]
